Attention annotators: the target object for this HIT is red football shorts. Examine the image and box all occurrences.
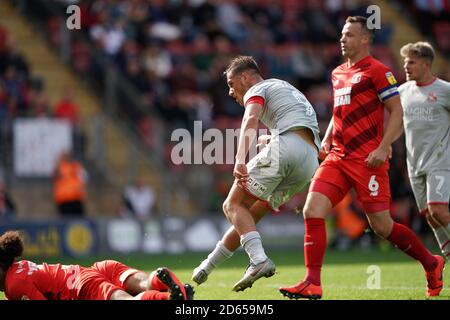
[91,260,140,288]
[77,260,140,300]
[309,153,391,213]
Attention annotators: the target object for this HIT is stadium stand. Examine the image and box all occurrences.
[0,0,448,246]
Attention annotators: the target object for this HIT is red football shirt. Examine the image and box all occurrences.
[5,260,83,300]
[330,55,399,159]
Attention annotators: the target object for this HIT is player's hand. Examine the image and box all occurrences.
[233,163,249,184]
[366,146,390,168]
[256,134,271,151]
[21,295,29,300]
[318,140,331,161]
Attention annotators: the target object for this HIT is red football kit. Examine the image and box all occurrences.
[290,56,440,294]
[5,260,139,300]
[310,55,399,213]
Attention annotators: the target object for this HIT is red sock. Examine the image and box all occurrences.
[140,290,169,300]
[150,272,168,291]
[304,218,326,286]
[387,223,437,272]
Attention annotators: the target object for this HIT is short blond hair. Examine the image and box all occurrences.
[400,42,435,64]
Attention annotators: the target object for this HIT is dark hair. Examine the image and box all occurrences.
[223,56,261,77]
[0,231,24,271]
[345,16,375,40]
[400,42,435,64]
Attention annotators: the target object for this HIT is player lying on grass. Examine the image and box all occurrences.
[0,230,194,300]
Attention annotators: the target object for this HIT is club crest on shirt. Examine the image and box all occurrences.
[428,92,437,102]
[385,72,397,85]
[351,74,362,84]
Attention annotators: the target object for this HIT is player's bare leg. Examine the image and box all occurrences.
[123,271,150,295]
[280,192,330,300]
[219,183,275,291]
[121,268,194,300]
[192,199,268,285]
[222,200,268,251]
[426,204,450,260]
[366,210,444,297]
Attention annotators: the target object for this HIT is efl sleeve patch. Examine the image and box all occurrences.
[385,72,397,85]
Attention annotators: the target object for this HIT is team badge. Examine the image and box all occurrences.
[351,74,362,84]
[385,72,397,85]
[428,92,437,102]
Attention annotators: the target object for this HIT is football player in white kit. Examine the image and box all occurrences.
[192,56,321,292]
[399,41,450,260]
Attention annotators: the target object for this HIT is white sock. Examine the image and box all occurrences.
[240,231,268,265]
[432,225,450,259]
[199,241,233,274]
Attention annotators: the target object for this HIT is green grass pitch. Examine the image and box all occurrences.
[2,247,448,300]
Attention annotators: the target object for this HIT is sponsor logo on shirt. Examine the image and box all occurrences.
[404,106,433,121]
[385,72,397,85]
[334,87,352,107]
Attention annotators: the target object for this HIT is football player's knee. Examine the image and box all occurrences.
[303,204,324,219]
[370,221,391,239]
[222,199,234,218]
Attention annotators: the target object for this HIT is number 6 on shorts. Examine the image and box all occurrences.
[369,175,379,197]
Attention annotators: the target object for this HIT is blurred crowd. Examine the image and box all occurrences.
[0,27,82,123]
[2,0,449,245]
[48,0,397,212]
[0,24,85,161]
[402,0,450,54]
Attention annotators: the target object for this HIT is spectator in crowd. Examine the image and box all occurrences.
[120,178,156,220]
[54,88,80,126]
[89,13,126,60]
[0,37,29,79]
[54,87,85,156]
[53,151,88,217]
